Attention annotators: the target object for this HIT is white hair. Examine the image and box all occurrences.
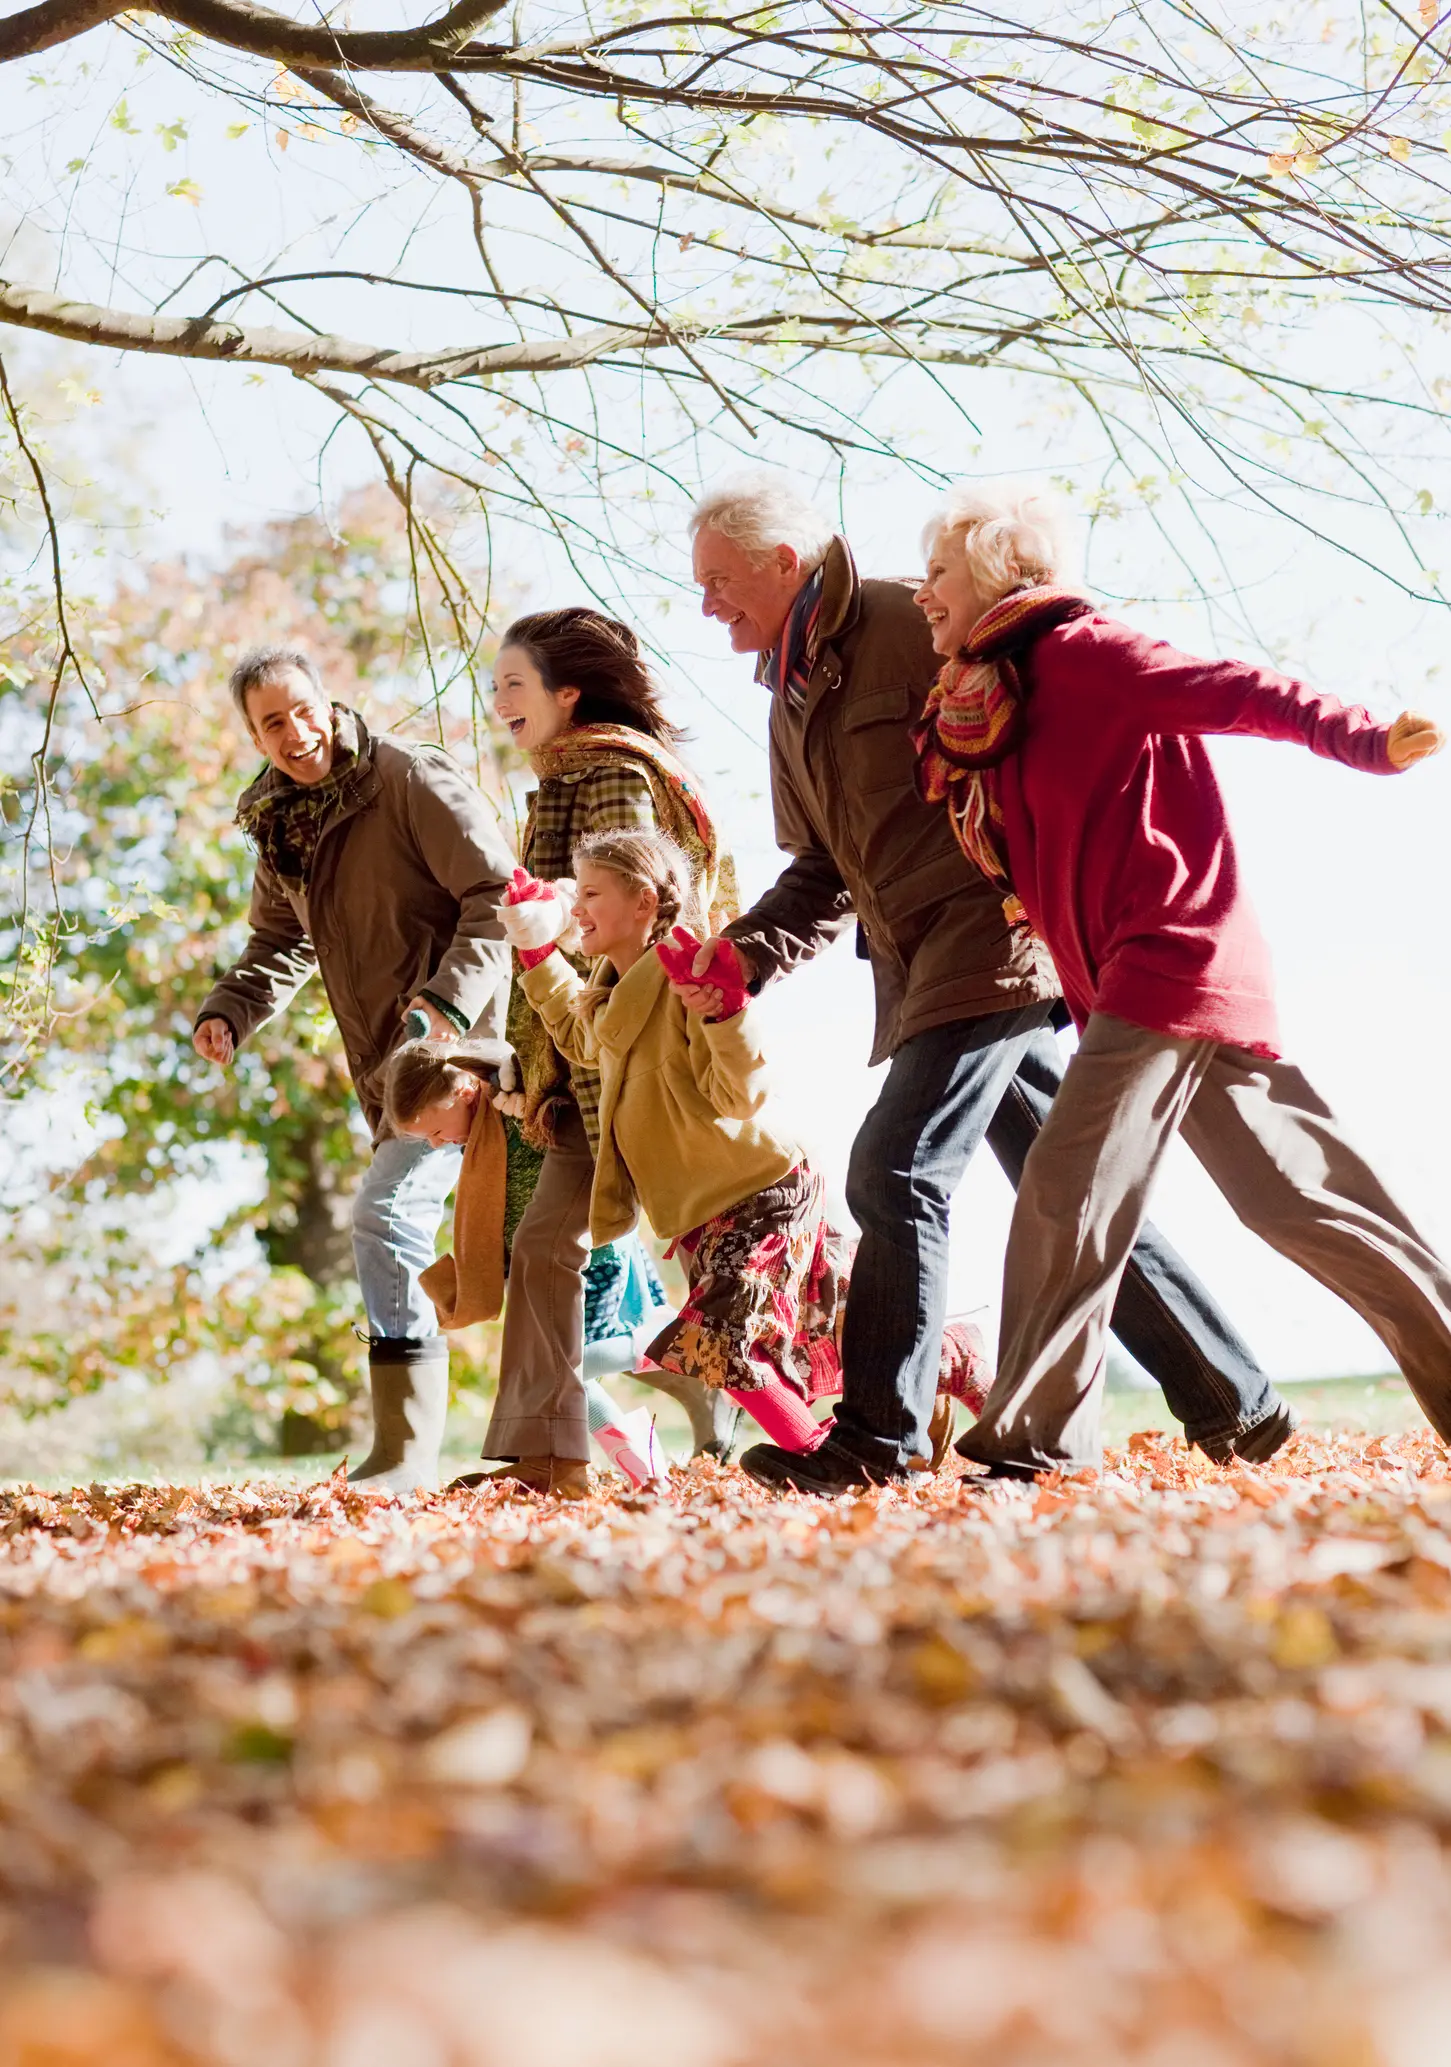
[689,472,836,572]
[921,483,1064,602]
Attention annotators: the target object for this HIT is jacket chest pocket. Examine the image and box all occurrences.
[838,683,919,793]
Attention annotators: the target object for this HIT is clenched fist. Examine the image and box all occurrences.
[192,1017,235,1067]
[1387,710,1445,770]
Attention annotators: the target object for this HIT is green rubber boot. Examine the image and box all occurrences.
[346,1339,450,1494]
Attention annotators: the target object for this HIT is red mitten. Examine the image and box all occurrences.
[655,926,749,1019]
[504,865,550,907]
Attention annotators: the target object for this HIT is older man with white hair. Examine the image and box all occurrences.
[684,473,1295,1492]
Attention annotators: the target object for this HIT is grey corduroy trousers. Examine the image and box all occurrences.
[960,1013,1451,1475]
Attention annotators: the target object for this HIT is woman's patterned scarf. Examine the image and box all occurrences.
[508,723,739,1152]
[913,586,1093,899]
[529,722,737,928]
[235,705,364,888]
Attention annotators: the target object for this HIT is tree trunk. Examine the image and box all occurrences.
[260,1124,358,1287]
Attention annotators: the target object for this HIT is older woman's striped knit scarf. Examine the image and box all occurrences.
[913,585,1093,894]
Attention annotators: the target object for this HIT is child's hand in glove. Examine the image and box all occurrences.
[501,867,576,967]
[656,926,749,1020]
[491,1049,527,1120]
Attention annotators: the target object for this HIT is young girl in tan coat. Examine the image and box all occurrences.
[388,829,851,1463]
[385,829,991,1484]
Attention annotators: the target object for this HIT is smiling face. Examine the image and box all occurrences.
[692,527,808,656]
[914,527,997,658]
[572,858,658,967]
[399,1076,480,1150]
[244,666,336,786]
[492,644,580,752]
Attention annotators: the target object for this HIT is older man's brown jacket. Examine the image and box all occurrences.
[198,715,514,1136]
[724,536,1058,1063]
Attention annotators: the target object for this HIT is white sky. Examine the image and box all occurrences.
[4,15,1450,1382]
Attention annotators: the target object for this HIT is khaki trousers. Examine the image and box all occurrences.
[960,1013,1451,1474]
[483,1104,594,1462]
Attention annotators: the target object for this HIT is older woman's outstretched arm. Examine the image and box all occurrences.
[1083,615,1444,774]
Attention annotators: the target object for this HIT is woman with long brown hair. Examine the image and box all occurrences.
[456,606,738,1496]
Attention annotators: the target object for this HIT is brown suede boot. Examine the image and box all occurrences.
[448,1457,551,1494]
[546,1460,591,1502]
[449,1458,591,1500]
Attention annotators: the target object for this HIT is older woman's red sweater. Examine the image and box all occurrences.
[998,613,1395,1057]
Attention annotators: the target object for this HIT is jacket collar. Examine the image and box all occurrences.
[754,534,861,689]
[816,534,862,646]
[593,949,670,1057]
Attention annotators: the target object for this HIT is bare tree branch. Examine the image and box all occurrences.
[0,277,666,382]
[0,0,508,65]
[0,0,122,64]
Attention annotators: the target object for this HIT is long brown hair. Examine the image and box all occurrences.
[500,607,684,744]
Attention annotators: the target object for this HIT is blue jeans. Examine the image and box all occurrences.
[833,1007,1277,1474]
[351,1137,463,1340]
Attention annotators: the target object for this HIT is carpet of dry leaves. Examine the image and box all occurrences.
[4,1431,1451,2065]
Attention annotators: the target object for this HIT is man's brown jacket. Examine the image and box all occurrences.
[198,715,514,1136]
[724,536,1058,1063]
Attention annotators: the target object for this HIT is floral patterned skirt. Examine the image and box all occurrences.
[938,1316,990,1415]
[644,1163,847,1396]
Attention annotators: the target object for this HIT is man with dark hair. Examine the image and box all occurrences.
[194,646,514,1491]
[683,474,1297,1493]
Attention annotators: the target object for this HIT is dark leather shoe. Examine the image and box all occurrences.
[1195,1396,1299,1466]
[740,1439,914,1494]
[951,1430,1047,1481]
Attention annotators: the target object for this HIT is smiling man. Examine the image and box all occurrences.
[193,646,514,1492]
[685,474,1297,1492]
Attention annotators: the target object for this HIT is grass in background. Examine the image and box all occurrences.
[0,1372,1422,1490]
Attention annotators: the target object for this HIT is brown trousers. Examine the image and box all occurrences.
[961,1013,1451,1474]
[482,1105,594,1462]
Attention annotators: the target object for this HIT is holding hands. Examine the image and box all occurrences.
[500,866,576,966]
[657,927,750,1020]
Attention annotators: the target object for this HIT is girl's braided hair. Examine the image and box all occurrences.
[571,827,692,945]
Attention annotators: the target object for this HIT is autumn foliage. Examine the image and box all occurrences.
[0,490,512,1451]
[1,1433,1450,2063]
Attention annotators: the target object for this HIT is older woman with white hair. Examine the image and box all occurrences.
[911,484,1451,1479]
[686,467,1298,1495]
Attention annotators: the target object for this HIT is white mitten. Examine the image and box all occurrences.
[500,892,568,952]
[550,878,582,955]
